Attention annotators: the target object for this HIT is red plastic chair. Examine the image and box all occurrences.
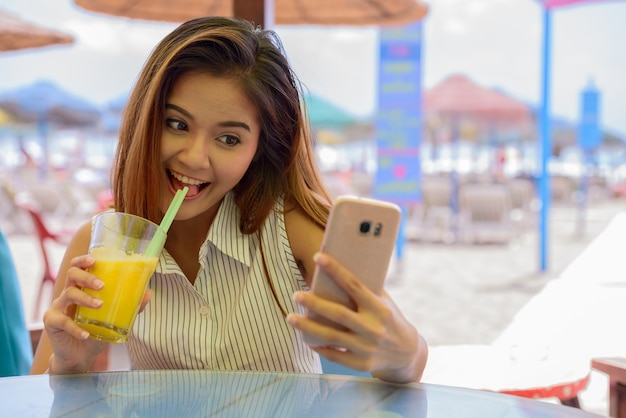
[18,205,73,320]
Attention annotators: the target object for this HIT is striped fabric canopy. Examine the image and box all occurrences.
[540,0,624,9]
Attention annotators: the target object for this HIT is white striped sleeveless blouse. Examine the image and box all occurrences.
[127,192,322,373]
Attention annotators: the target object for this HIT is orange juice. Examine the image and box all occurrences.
[75,246,158,343]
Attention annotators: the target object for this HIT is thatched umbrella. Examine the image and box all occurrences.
[0,10,74,52]
[74,0,429,27]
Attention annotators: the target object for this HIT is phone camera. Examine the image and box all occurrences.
[359,221,371,234]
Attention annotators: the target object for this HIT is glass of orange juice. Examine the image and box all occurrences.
[74,212,165,343]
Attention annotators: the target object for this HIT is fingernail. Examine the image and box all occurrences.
[313,252,326,265]
[286,313,296,325]
[80,331,90,339]
[93,279,104,289]
[86,256,96,264]
[292,291,304,303]
[93,298,103,308]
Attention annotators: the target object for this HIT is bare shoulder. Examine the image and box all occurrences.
[283,200,324,284]
[66,220,93,258]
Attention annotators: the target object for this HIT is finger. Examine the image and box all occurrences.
[65,265,104,291]
[50,287,103,321]
[295,290,359,326]
[69,254,96,269]
[43,307,90,341]
[65,286,104,309]
[290,292,363,348]
[314,252,379,309]
[294,290,388,349]
[288,309,357,351]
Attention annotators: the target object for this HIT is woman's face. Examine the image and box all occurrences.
[159,71,260,220]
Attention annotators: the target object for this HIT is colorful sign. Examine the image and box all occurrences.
[373,22,423,205]
[578,83,602,150]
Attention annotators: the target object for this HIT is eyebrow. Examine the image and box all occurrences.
[165,103,251,132]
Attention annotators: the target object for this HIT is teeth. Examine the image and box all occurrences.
[170,171,204,186]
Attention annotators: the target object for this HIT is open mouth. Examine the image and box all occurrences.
[168,169,210,198]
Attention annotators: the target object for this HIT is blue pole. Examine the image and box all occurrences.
[539,8,552,272]
[396,206,408,260]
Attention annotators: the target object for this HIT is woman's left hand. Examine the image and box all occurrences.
[287,252,427,383]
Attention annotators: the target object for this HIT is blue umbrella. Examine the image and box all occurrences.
[99,92,128,133]
[0,80,101,176]
[0,80,100,126]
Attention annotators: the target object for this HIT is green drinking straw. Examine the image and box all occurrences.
[145,186,188,257]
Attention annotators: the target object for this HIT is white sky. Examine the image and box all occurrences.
[1,0,625,136]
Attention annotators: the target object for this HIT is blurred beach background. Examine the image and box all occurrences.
[2,0,626,261]
[1,0,626,187]
[1,0,626,415]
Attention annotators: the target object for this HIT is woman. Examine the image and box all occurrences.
[31,16,427,383]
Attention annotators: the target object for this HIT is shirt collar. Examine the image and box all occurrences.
[155,192,251,276]
[205,192,251,267]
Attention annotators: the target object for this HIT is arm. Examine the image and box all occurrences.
[30,221,107,374]
[283,202,325,286]
[284,205,428,384]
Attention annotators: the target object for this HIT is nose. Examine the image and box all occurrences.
[178,132,211,168]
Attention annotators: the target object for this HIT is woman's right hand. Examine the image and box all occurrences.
[43,255,107,374]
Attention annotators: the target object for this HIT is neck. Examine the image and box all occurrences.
[168,202,220,240]
[163,203,221,283]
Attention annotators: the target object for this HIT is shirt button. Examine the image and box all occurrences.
[199,306,210,316]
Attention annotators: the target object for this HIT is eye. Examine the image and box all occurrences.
[217,134,241,146]
[165,118,188,132]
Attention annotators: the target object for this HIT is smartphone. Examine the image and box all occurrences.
[305,195,401,345]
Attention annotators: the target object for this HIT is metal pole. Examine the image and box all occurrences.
[264,0,275,28]
[233,1,262,26]
[538,7,552,272]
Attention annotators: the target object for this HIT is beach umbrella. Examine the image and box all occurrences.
[0,80,100,127]
[73,0,429,27]
[0,10,74,52]
[424,74,532,128]
[424,74,535,148]
[0,80,101,176]
[304,93,373,147]
[423,74,533,239]
[305,94,363,129]
[423,73,533,163]
[99,92,128,133]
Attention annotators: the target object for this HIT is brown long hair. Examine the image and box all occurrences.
[113,16,330,231]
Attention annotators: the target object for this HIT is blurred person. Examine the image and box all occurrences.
[30,17,427,383]
[0,227,33,376]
